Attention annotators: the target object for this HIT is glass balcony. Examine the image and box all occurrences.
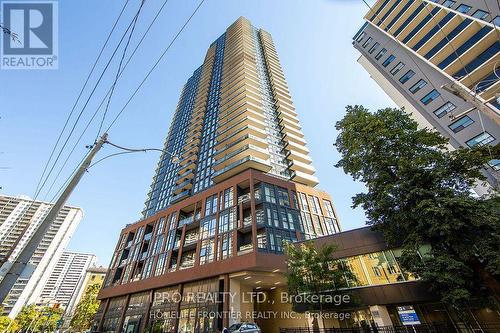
[243,216,252,227]
[178,215,194,227]
[171,190,190,203]
[143,233,152,241]
[238,193,251,204]
[238,244,253,255]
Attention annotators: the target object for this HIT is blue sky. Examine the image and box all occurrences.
[0,0,395,265]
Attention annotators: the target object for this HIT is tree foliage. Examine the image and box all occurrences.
[14,304,62,332]
[0,306,19,333]
[70,283,102,331]
[334,105,500,308]
[284,241,355,311]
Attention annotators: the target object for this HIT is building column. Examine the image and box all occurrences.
[97,298,110,332]
[223,274,230,329]
[139,290,154,333]
[117,294,131,333]
[369,305,393,327]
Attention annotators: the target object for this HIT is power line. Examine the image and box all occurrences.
[105,0,207,133]
[33,0,131,199]
[0,0,135,265]
[96,0,146,140]
[33,1,147,202]
[42,0,173,201]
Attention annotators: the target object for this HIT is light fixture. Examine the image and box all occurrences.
[272,269,280,273]
[244,276,251,280]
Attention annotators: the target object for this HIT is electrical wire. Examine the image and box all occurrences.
[97,0,146,140]
[0,0,134,264]
[420,1,475,88]
[33,0,131,199]
[45,0,203,201]
[42,0,173,201]
[104,0,206,133]
[34,2,148,202]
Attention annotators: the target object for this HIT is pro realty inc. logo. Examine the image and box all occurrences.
[1,0,58,69]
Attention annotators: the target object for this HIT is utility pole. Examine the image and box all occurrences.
[442,83,500,126]
[0,133,108,304]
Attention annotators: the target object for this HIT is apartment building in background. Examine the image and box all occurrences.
[37,251,97,308]
[61,265,107,329]
[0,194,83,318]
[96,17,341,333]
[353,0,499,192]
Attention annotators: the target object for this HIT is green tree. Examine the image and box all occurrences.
[15,304,62,333]
[70,283,102,331]
[15,304,38,332]
[284,241,355,327]
[334,105,500,309]
[0,306,19,333]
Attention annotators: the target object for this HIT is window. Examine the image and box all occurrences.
[437,26,493,70]
[399,70,415,84]
[199,239,215,265]
[466,132,495,147]
[200,216,216,239]
[223,187,233,209]
[362,37,373,48]
[323,200,335,218]
[409,79,427,93]
[394,3,426,37]
[375,48,387,60]
[205,194,217,216]
[312,196,322,215]
[456,4,471,14]
[434,102,456,118]
[425,19,473,60]
[472,10,489,20]
[298,193,309,211]
[277,187,290,206]
[488,159,500,171]
[219,233,232,260]
[368,42,380,54]
[390,62,405,75]
[442,0,455,7]
[218,207,236,234]
[493,16,500,26]
[449,116,474,133]
[453,42,500,79]
[382,55,396,67]
[264,184,276,204]
[356,31,366,42]
[420,89,441,105]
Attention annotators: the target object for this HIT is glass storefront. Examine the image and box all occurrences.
[147,287,179,333]
[122,292,150,333]
[178,279,220,333]
[102,296,127,333]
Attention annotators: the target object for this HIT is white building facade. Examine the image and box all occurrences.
[0,194,83,318]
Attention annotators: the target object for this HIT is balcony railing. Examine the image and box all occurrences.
[243,216,252,227]
[184,234,199,245]
[171,190,190,203]
[238,193,251,204]
[238,244,253,255]
[178,215,194,227]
